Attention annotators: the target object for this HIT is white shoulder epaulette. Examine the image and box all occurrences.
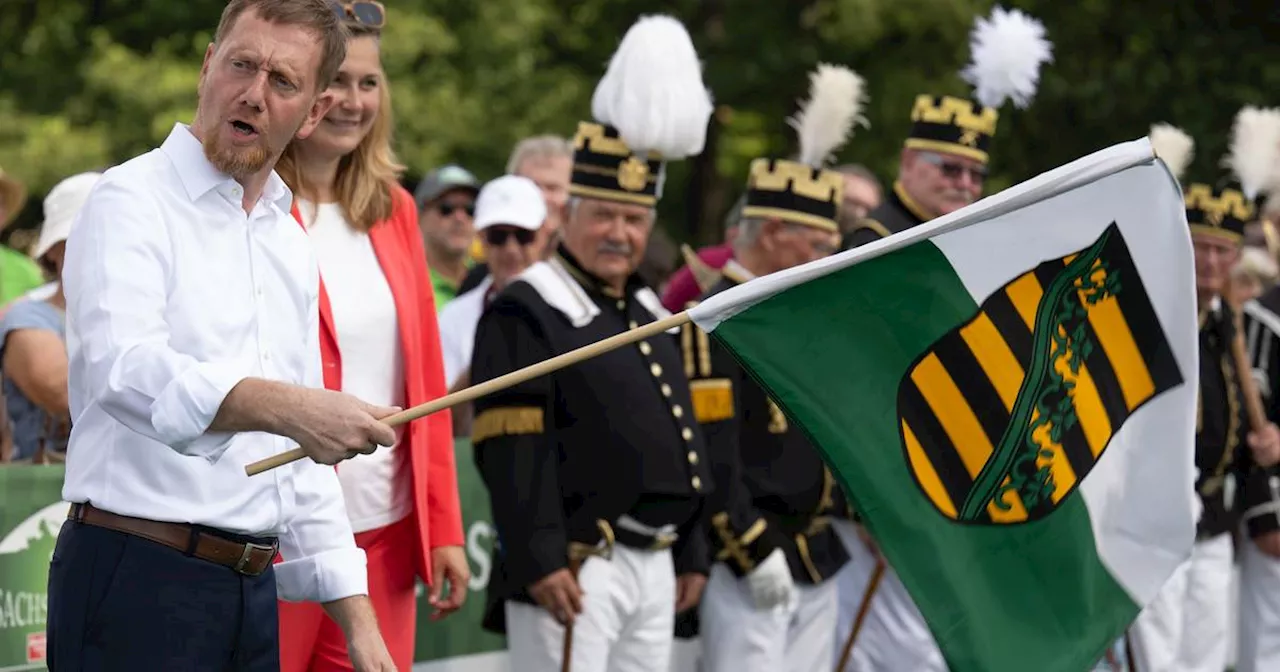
[514,259,600,328]
[1245,299,1280,338]
[635,287,681,335]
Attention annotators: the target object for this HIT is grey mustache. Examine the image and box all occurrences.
[598,242,632,256]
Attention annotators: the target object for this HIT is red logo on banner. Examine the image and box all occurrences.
[27,631,46,663]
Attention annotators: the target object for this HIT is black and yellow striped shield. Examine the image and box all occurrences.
[898,222,1184,525]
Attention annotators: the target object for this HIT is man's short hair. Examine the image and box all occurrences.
[834,163,883,196]
[214,0,349,92]
[506,135,573,175]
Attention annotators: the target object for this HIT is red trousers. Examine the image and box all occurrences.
[278,515,418,672]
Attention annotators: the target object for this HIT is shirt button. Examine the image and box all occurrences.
[639,342,652,356]
[661,384,672,397]
[256,286,264,296]
[672,405,684,419]
[616,300,626,311]
[681,427,693,441]
[687,451,699,465]
[262,352,271,362]
[691,476,702,490]
[629,321,638,330]
[650,363,662,377]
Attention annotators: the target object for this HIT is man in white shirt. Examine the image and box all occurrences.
[438,174,547,392]
[47,2,398,670]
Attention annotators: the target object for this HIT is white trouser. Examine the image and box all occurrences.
[506,545,676,672]
[1129,532,1234,672]
[1237,533,1280,672]
[667,636,702,672]
[698,562,838,672]
[831,518,946,672]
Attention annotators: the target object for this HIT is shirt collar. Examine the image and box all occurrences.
[721,259,756,285]
[161,123,293,212]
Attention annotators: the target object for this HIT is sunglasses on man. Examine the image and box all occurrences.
[483,227,536,247]
[330,1,385,28]
[438,202,475,218]
[918,152,988,183]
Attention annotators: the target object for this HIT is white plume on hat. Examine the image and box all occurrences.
[959,6,1054,110]
[1148,123,1195,182]
[1222,105,1280,201]
[788,63,868,168]
[590,15,714,160]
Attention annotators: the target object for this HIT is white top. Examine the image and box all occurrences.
[299,200,410,533]
[437,275,492,389]
[61,123,366,604]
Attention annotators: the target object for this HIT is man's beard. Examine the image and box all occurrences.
[202,127,273,180]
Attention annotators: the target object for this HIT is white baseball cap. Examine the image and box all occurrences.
[34,172,102,261]
[474,175,547,232]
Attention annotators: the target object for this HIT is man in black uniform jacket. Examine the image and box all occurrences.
[684,62,856,672]
[839,93,998,253]
[1128,178,1280,671]
[468,15,715,672]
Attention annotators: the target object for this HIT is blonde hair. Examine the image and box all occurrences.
[276,29,405,232]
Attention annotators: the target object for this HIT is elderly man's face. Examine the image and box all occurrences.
[195,8,331,179]
[516,155,572,258]
[839,175,881,233]
[1192,233,1239,299]
[563,198,653,289]
[761,220,839,272]
[899,149,985,220]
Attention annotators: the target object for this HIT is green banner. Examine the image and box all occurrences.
[0,439,506,670]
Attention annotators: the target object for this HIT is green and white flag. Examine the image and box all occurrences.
[688,139,1197,672]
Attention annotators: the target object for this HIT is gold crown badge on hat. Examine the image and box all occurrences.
[742,64,868,233]
[568,15,714,208]
[905,7,1053,164]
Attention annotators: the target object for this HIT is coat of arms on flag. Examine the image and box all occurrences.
[898,222,1184,525]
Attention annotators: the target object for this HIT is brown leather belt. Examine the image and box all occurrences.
[68,502,278,577]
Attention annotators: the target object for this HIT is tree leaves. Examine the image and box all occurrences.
[0,0,1274,253]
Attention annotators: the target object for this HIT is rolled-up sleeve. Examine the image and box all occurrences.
[275,458,368,602]
[63,176,254,460]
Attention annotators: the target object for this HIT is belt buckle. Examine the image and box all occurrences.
[233,541,277,577]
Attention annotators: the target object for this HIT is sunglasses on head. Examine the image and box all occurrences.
[330,1,385,29]
[484,227,536,247]
[437,202,474,218]
[919,152,987,182]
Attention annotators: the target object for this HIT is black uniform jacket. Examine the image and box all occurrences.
[470,247,712,634]
[840,180,931,252]
[1196,300,1254,539]
[1241,288,1280,538]
[683,264,849,585]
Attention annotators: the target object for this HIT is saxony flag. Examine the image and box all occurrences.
[687,139,1197,672]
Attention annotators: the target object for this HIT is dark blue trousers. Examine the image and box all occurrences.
[47,519,280,671]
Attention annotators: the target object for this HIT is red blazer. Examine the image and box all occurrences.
[293,184,464,582]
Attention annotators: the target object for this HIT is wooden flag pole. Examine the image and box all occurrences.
[1225,277,1268,433]
[834,558,885,672]
[244,311,693,477]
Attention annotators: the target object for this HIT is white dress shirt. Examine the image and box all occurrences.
[299,199,410,533]
[437,275,492,389]
[61,123,366,604]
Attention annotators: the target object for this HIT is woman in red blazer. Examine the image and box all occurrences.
[272,9,468,671]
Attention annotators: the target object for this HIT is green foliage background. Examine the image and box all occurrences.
[1,0,1276,249]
